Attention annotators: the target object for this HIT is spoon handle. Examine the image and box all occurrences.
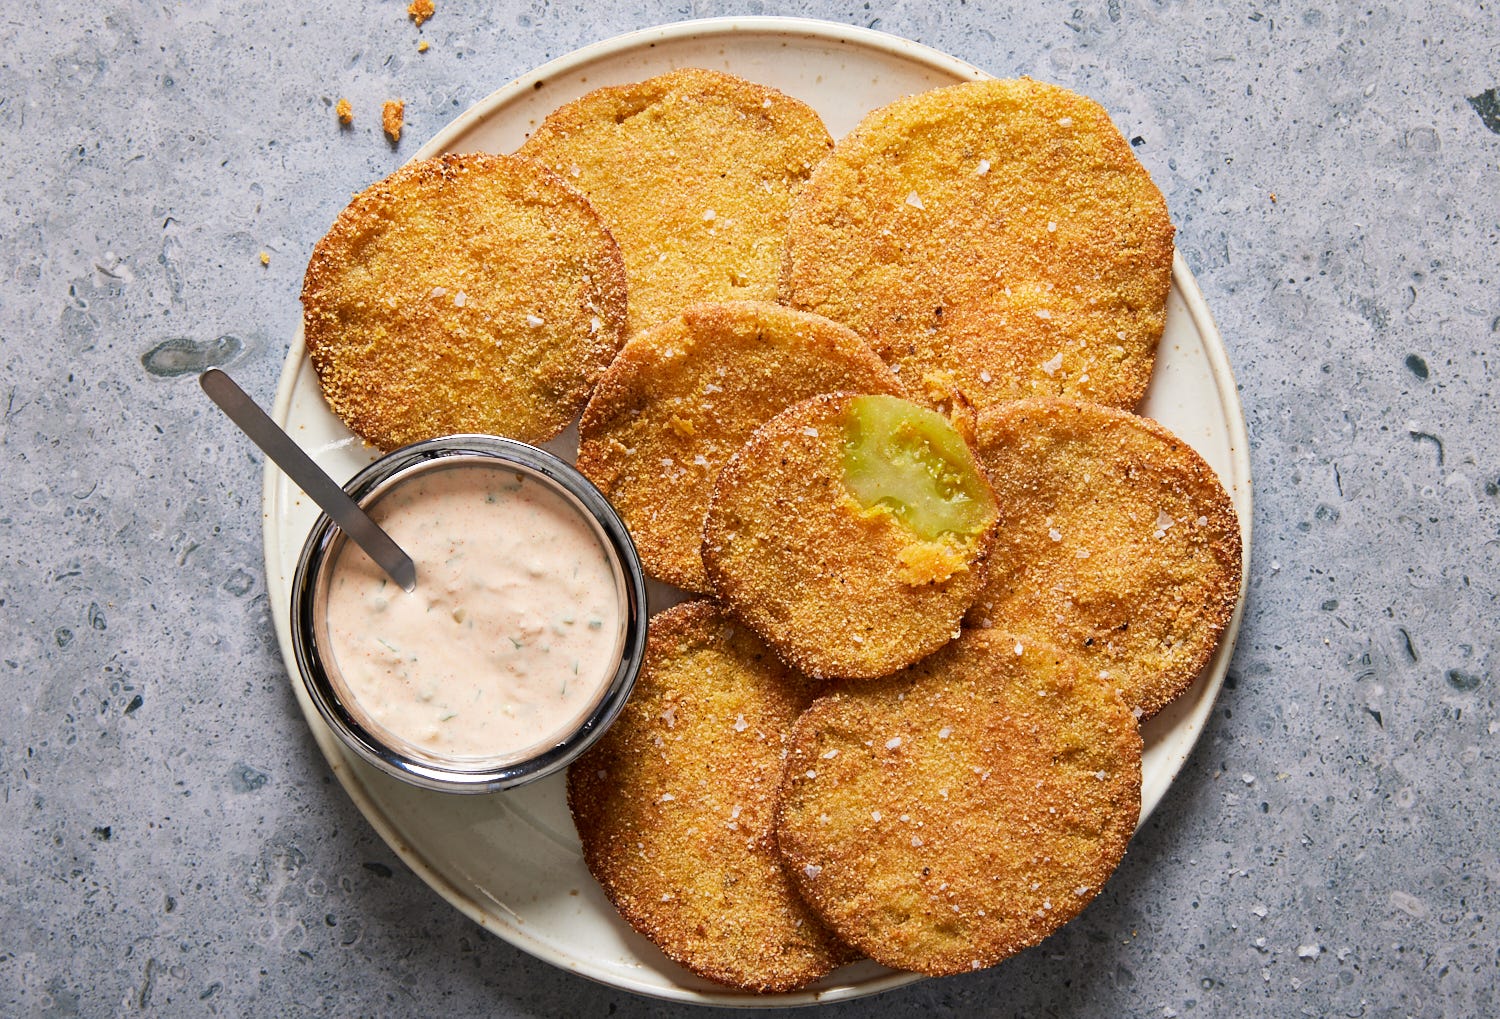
[200,369,417,593]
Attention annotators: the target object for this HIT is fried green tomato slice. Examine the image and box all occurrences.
[703,394,998,679]
[775,629,1142,976]
[302,152,627,450]
[967,398,1243,719]
[781,77,1174,413]
[517,68,833,336]
[576,301,906,592]
[567,601,857,993]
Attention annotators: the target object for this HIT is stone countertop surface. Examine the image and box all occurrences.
[2,2,1496,1016]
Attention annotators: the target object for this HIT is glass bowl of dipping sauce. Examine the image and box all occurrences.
[290,434,648,793]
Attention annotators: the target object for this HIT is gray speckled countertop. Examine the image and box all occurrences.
[3,2,1497,1016]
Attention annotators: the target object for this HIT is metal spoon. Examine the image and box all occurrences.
[200,368,417,592]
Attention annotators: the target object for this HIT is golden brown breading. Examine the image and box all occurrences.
[567,601,857,992]
[301,152,627,450]
[576,301,906,592]
[335,97,353,125]
[381,99,404,142]
[703,394,997,679]
[781,77,1174,413]
[967,398,1242,719]
[407,0,434,27]
[775,629,1141,976]
[517,68,832,336]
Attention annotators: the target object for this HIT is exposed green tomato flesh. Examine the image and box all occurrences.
[839,395,995,540]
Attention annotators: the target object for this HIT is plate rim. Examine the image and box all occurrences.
[261,14,1253,1008]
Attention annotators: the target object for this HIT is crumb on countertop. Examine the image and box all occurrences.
[408,0,434,26]
[335,98,353,125]
[417,40,430,52]
[383,100,405,142]
[259,251,270,266]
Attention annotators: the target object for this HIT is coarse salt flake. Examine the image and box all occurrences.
[1049,528,1062,542]
[801,426,819,437]
[702,209,716,221]
[1047,221,1057,232]
[905,191,925,209]
[822,749,839,759]
[590,315,602,334]
[1041,351,1063,374]
[871,810,882,821]
[886,736,902,750]
[938,726,952,739]
[803,864,822,879]
[730,804,742,819]
[1155,510,1176,532]
[526,314,545,328]
[1058,116,1073,126]
[430,286,447,298]
[1015,642,1025,656]
[732,714,748,732]
[1196,515,1208,526]
[1076,548,1091,559]
[659,793,675,802]
[453,290,467,307]
[1036,308,1053,320]
[704,383,723,394]
[976,159,991,175]
[911,835,923,847]
[979,370,992,383]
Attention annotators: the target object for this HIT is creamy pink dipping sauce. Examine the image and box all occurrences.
[324,463,623,760]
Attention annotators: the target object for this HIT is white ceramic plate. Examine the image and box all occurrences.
[262,16,1253,1007]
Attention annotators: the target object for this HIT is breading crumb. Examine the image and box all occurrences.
[417,40,430,53]
[258,251,270,266]
[382,99,405,142]
[408,0,434,27]
[335,97,353,125]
